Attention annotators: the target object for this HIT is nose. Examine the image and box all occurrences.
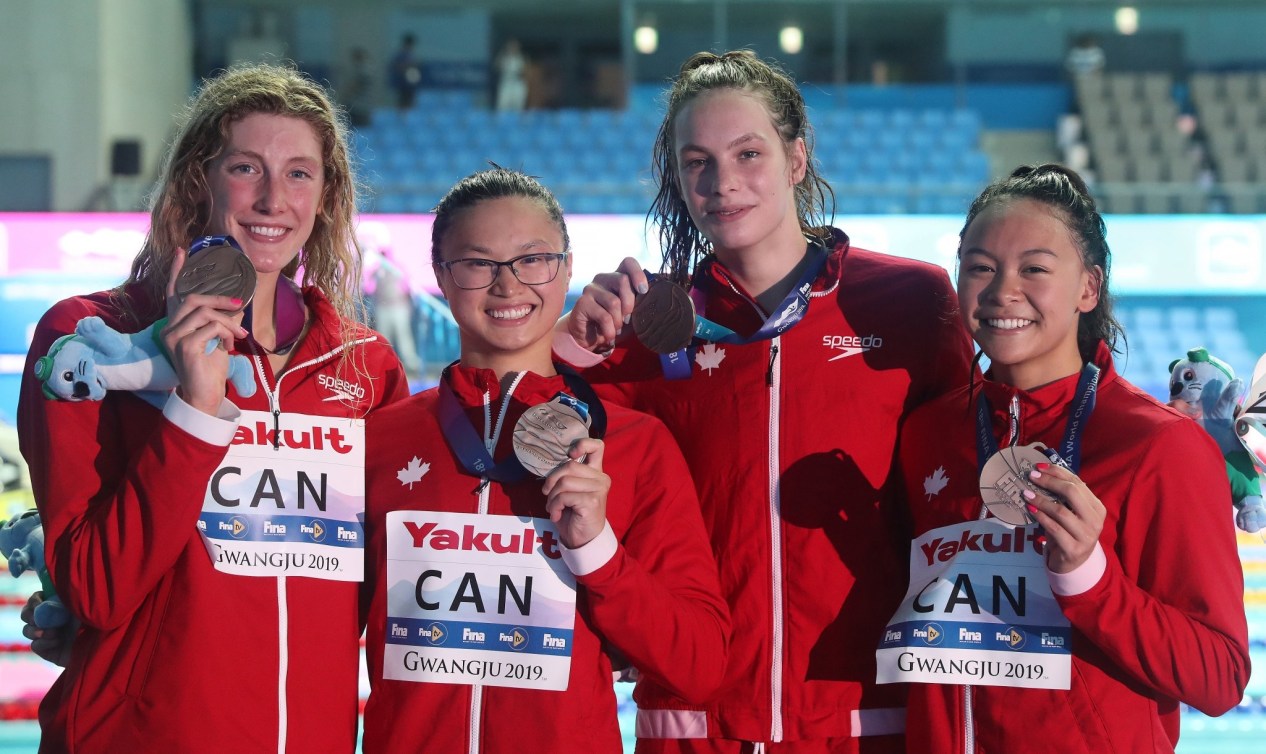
[983,270,1022,304]
[254,171,287,213]
[487,262,522,293]
[710,161,738,195]
[72,381,90,399]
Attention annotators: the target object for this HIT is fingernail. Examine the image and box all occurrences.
[637,283,648,294]
[230,298,243,306]
[1022,489,1036,501]
[238,327,249,338]
[1035,462,1050,471]
[1029,469,1042,479]
[623,314,631,324]
[1026,503,1038,514]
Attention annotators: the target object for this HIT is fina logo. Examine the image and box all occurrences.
[423,623,447,646]
[504,627,529,651]
[230,516,249,539]
[303,519,326,543]
[999,626,1026,650]
[914,622,945,646]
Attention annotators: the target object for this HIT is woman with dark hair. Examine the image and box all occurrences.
[358,167,729,753]
[887,164,1249,752]
[557,50,973,752]
[18,63,408,752]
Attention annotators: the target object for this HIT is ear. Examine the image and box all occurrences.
[433,263,451,301]
[1076,264,1102,313]
[788,137,808,186]
[564,251,573,285]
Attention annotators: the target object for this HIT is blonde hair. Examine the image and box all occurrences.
[123,62,362,330]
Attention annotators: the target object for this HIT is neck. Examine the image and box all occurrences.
[249,272,281,348]
[460,344,556,382]
[713,224,809,299]
[991,352,1085,392]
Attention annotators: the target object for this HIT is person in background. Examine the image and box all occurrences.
[891,164,1249,752]
[556,50,973,752]
[389,33,422,110]
[18,63,408,753]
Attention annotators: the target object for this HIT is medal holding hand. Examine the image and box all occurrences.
[540,437,610,549]
[1022,461,1107,574]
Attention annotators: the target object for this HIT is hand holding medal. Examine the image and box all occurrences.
[513,392,610,549]
[161,237,253,414]
[1023,462,1107,574]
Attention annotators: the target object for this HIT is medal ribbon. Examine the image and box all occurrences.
[974,363,1101,476]
[437,363,607,482]
[655,251,827,380]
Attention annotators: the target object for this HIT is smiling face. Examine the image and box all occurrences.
[205,112,325,279]
[673,88,807,265]
[957,198,1101,390]
[434,195,571,376]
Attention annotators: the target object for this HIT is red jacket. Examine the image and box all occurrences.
[565,230,973,744]
[895,343,1250,753]
[360,365,730,754]
[18,285,409,754]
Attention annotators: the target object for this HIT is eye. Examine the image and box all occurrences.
[289,168,314,180]
[682,157,707,169]
[517,254,547,266]
[740,149,760,159]
[229,163,258,175]
[61,370,73,382]
[1184,369,1196,381]
[459,259,497,270]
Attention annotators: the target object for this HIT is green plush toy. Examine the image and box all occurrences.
[1168,346,1264,533]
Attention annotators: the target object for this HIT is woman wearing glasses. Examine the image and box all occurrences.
[357,168,730,753]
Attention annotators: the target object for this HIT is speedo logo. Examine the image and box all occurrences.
[823,334,884,361]
[318,374,366,402]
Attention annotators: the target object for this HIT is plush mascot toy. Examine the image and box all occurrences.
[0,509,70,628]
[1168,347,1265,533]
[33,316,256,409]
[1236,352,1266,527]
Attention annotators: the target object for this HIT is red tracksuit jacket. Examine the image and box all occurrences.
[360,365,730,753]
[18,285,408,753]
[895,342,1250,752]
[564,230,973,746]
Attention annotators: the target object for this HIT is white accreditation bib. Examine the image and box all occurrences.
[876,520,1072,689]
[383,510,577,691]
[197,410,365,581]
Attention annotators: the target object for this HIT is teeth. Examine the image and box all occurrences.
[249,226,286,238]
[987,318,1032,330]
[490,306,532,320]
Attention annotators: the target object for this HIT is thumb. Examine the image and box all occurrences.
[571,438,604,472]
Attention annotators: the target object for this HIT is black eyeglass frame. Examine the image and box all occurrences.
[437,251,570,290]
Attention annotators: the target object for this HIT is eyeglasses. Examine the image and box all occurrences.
[438,252,569,290]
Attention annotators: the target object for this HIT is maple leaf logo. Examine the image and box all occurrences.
[397,457,431,489]
[695,343,726,374]
[923,466,949,499]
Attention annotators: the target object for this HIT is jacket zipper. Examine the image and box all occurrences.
[965,394,1020,753]
[247,336,374,753]
[467,374,524,754]
[767,335,784,742]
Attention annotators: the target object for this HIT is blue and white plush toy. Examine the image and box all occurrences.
[1168,346,1265,533]
[33,316,256,409]
[0,509,70,629]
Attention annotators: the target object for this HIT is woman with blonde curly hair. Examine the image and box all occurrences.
[18,63,408,753]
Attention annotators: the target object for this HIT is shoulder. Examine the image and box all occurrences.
[36,289,130,336]
[601,401,681,457]
[904,384,973,430]
[367,388,437,434]
[841,242,953,285]
[1097,374,1215,446]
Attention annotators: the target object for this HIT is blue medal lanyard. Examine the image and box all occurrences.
[657,251,828,380]
[436,363,607,483]
[974,363,1101,476]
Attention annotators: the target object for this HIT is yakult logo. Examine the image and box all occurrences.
[231,421,355,454]
[920,527,1046,567]
[318,374,366,403]
[402,521,563,559]
[823,333,884,362]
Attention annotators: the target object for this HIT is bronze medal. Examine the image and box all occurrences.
[632,279,695,354]
[513,400,591,478]
[979,443,1055,527]
[176,238,257,307]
